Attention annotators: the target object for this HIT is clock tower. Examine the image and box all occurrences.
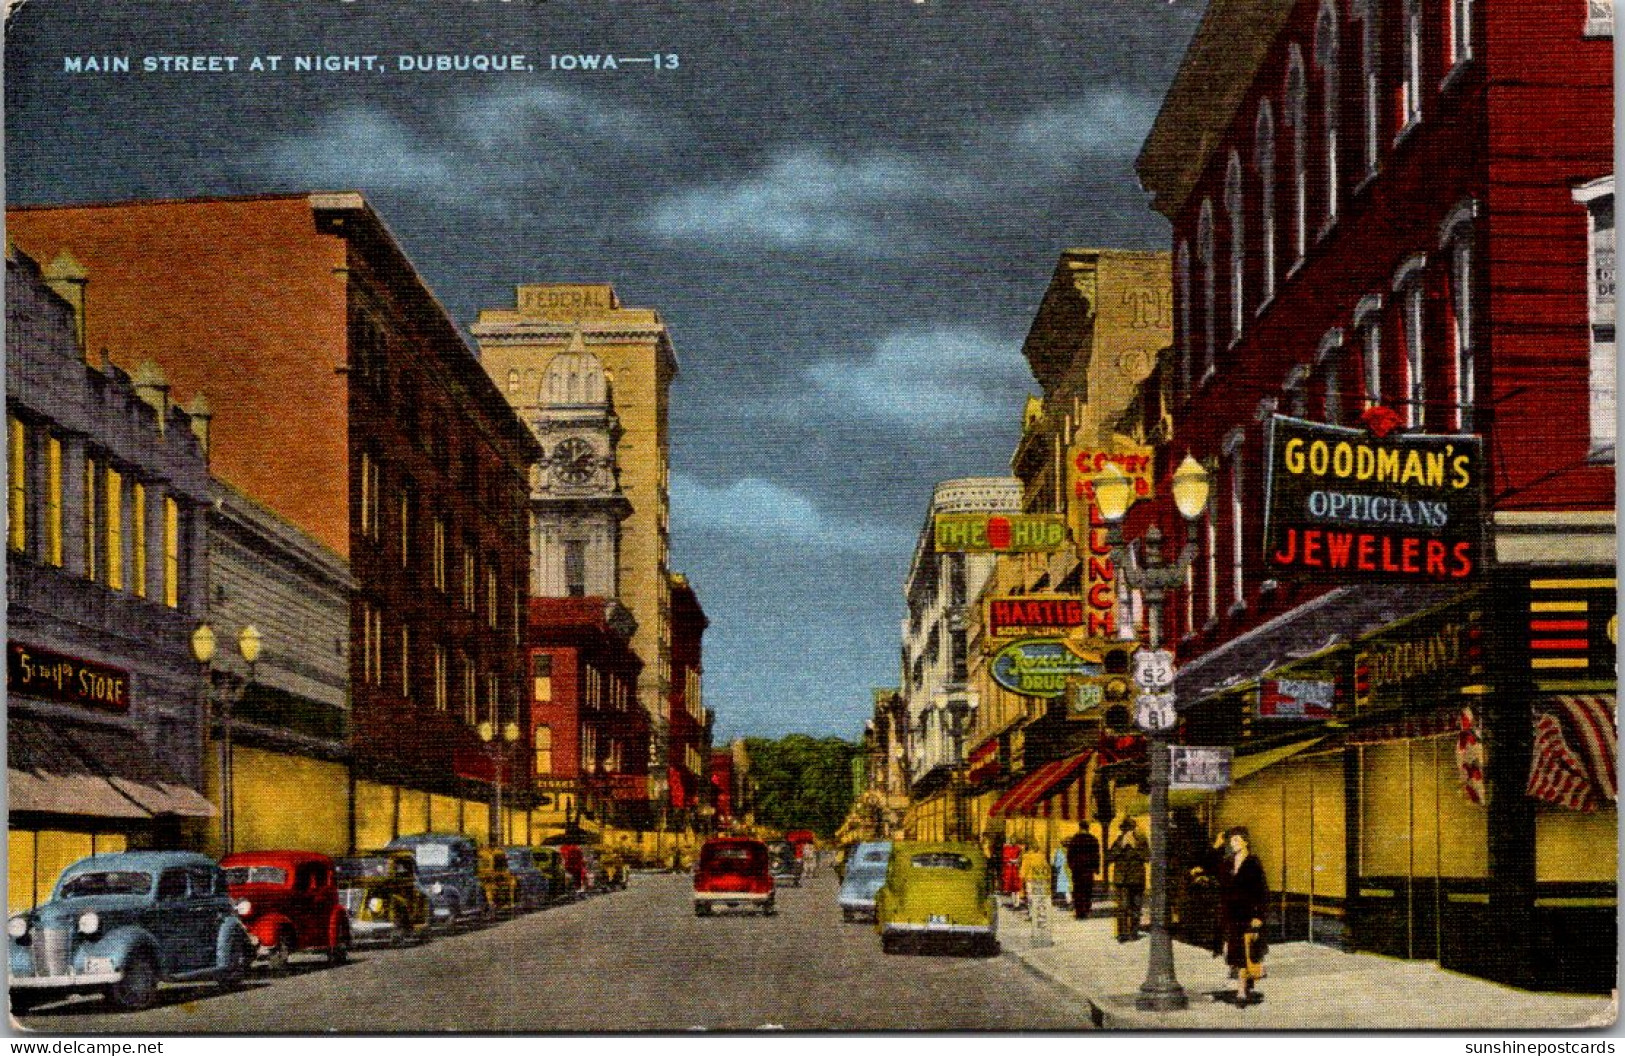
[520,329,631,598]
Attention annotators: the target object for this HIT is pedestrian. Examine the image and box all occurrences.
[1065,827,1101,920]
[1051,842,1070,907]
[1001,843,1024,907]
[1107,818,1147,941]
[1018,844,1051,919]
[1217,826,1269,1007]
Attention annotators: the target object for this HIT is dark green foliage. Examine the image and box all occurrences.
[742,734,858,839]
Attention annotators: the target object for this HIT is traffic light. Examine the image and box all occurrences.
[1067,642,1136,720]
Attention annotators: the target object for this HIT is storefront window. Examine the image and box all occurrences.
[163,495,179,607]
[8,415,26,554]
[105,467,123,591]
[46,435,62,566]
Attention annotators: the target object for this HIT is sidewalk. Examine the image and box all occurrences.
[998,904,1617,1030]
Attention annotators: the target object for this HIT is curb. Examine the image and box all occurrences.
[1001,942,1113,1029]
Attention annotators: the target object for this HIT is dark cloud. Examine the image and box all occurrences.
[5,0,1201,738]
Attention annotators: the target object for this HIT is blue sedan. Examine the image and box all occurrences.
[838,841,893,922]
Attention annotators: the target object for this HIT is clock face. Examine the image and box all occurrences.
[553,438,596,484]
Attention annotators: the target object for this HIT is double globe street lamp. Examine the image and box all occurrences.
[1092,454,1211,1013]
[190,623,262,856]
[478,720,521,847]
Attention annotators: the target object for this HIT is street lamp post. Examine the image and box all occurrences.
[191,623,261,856]
[946,697,971,841]
[478,720,521,846]
[1093,455,1211,1014]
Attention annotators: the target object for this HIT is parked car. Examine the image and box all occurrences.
[221,850,350,973]
[475,847,519,917]
[500,848,554,911]
[766,840,802,887]
[8,851,252,1012]
[875,841,998,956]
[333,850,431,946]
[693,837,775,917]
[384,834,488,927]
[526,847,574,903]
[837,841,893,922]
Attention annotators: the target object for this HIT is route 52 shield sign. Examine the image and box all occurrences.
[1131,649,1176,692]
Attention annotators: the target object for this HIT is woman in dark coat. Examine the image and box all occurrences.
[1218,826,1269,1006]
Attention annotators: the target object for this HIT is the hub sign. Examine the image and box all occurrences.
[934,513,1068,553]
[1262,416,1485,583]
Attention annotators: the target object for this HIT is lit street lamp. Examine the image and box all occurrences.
[478,720,520,846]
[191,623,261,856]
[1093,454,1211,1013]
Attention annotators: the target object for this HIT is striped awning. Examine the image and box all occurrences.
[988,752,1092,818]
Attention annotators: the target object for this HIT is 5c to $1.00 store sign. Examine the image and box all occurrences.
[1262,416,1485,583]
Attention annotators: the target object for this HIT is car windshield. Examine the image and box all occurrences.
[413,844,453,869]
[910,853,973,871]
[223,866,288,886]
[507,851,532,867]
[59,870,154,898]
[860,850,889,863]
[336,858,391,880]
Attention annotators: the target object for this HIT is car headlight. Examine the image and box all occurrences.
[7,916,29,939]
[235,899,252,916]
[76,912,100,936]
[368,897,384,913]
[430,882,443,896]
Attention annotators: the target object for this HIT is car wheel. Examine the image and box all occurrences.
[328,927,350,966]
[10,992,43,1015]
[694,902,710,917]
[219,935,249,991]
[763,901,777,917]
[389,909,413,948]
[108,951,159,1011]
[265,930,294,976]
[881,934,901,956]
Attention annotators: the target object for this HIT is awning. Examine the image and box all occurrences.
[1230,737,1327,783]
[989,752,1092,818]
[8,716,216,820]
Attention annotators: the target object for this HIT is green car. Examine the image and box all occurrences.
[874,841,999,956]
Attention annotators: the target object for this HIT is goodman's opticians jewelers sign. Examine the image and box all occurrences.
[991,639,1102,699]
[1262,416,1485,583]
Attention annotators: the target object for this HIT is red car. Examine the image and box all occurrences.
[693,837,775,917]
[222,851,351,972]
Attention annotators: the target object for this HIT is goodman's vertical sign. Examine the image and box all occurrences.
[1262,416,1485,582]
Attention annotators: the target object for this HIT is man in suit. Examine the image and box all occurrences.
[1065,828,1101,920]
[1108,818,1148,941]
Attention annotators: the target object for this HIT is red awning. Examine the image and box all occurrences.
[989,752,1093,818]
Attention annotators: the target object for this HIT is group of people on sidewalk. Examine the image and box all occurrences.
[1000,822,1271,1007]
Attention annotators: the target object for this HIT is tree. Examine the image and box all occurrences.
[742,734,859,839]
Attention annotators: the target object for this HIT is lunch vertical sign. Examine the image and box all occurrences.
[1262,416,1485,582]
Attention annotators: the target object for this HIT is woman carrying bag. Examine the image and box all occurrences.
[1218,826,1269,1006]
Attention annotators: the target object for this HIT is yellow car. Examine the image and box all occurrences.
[875,841,998,956]
[476,847,519,918]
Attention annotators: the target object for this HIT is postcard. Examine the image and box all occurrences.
[3,0,1617,1036]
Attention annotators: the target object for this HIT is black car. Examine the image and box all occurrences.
[766,841,803,887]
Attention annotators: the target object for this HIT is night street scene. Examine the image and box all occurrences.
[3,0,1617,1040]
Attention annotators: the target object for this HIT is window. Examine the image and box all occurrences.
[163,496,180,607]
[463,543,476,611]
[1225,153,1245,343]
[1255,103,1277,304]
[532,652,552,702]
[1176,242,1193,393]
[432,516,447,591]
[507,368,520,395]
[1286,45,1309,265]
[1318,329,1347,424]
[1440,200,1479,431]
[486,672,500,727]
[1224,435,1245,610]
[128,479,142,589]
[400,623,411,699]
[1197,199,1217,379]
[1574,178,1616,459]
[1401,0,1423,131]
[1584,0,1614,36]
[1315,1,1341,228]
[535,725,553,776]
[105,468,123,591]
[361,603,383,686]
[564,540,587,598]
[84,456,98,580]
[461,651,476,725]
[1353,294,1384,408]
[1448,0,1473,66]
[487,563,498,629]
[434,644,448,711]
[1204,503,1218,626]
[1353,0,1382,178]
[1393,254,1428,427]
[398,486,412,569]
[7,416,24,554]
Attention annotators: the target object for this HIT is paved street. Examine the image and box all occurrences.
[14,873,1093,1032]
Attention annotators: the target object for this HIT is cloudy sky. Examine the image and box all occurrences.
[5,0,1201,740]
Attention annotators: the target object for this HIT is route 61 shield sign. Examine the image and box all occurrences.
[1135,691,1177,732]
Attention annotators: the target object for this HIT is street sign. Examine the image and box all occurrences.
[1135,691,1177,731]
[1170,746,1233,791]
[1131,648,1176,691]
